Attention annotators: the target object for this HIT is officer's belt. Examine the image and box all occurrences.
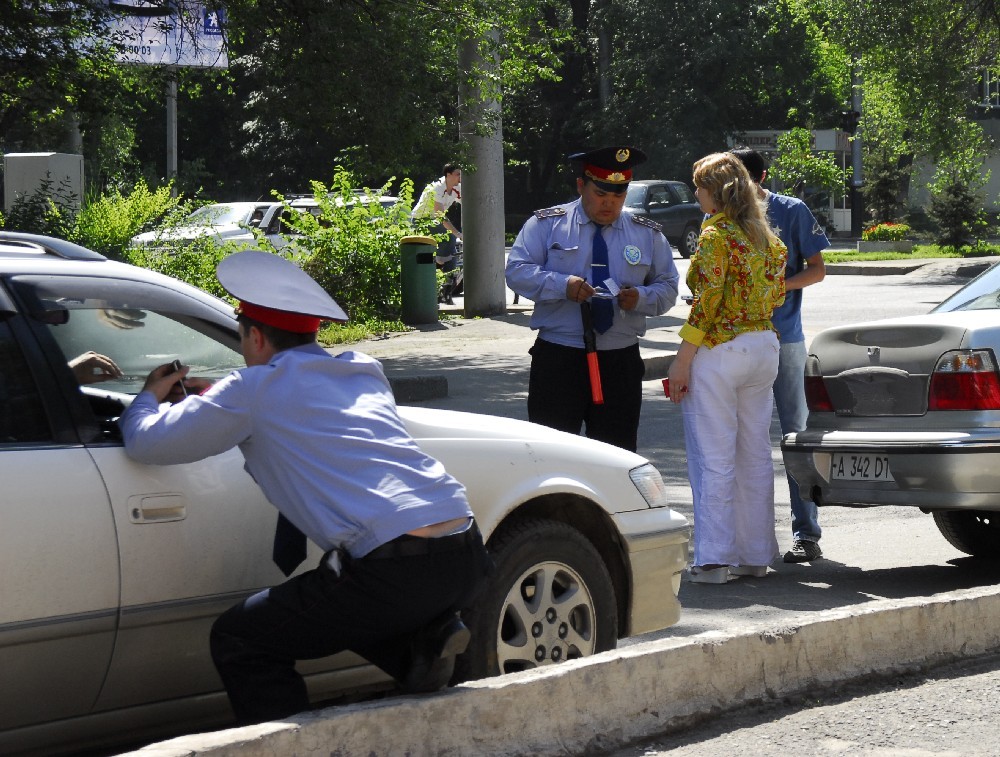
[363,521,480,560]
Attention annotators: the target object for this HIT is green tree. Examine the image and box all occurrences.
[927,121,991,247]
[601,0,846,184]
[770,127,846,199]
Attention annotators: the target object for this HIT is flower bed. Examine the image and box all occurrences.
[862,222,911,242]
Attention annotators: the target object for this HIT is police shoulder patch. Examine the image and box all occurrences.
[631,214,663,233]
[533,206,567,219]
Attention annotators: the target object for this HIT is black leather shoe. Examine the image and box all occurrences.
[400,613,471,693]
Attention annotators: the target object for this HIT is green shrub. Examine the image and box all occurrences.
[862,222,910,241]
[0,176,77,238]
[928,179,988,247]
[263,170,419,324]
[122,234,236,300]
[73,182,182,259]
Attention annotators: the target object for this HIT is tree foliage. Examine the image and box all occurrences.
[770,127,846,198]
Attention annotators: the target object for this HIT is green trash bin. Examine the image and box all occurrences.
[399,235,439,324]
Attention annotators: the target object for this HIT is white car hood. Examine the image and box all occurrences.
[400,405,645,464]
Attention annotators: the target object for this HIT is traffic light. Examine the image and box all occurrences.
[841,109,861,135]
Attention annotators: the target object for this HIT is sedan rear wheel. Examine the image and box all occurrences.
[455,518,618,681]
[681,224,699,259]
[933,510,1000,558]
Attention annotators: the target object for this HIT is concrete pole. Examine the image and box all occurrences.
[167,73,178,197]
[458,32,507,317]
[850,63,864,236]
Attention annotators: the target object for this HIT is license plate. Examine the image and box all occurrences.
[831,453,893,482]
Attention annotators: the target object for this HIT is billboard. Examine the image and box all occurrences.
[108,0,228,68]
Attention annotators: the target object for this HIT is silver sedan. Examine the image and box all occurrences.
[783,260,1000,557]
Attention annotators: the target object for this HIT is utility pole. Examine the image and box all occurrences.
[849,64,864,237]
[166,73,178,197]
[458,32,507,317]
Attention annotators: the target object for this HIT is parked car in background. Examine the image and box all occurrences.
[255,193,403,249]
[625,180,703,258]
[130,201,282,252]
[781,260,1000,558]
[0,231,689,756]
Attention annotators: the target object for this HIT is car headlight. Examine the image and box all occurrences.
[629,463,668,508]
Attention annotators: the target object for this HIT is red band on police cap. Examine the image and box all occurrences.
[237,301,322,333]
[583,164,632,185]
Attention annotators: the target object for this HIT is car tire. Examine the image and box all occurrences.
[454,518,618,681]
[932,510,1000,558]
[681,224,699,259]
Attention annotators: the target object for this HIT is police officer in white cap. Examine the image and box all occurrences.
[505,146,679,452]
[119,250,491,725]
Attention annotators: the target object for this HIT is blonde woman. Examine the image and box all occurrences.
[667,152,787,584]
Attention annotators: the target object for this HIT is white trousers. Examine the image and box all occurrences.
[681,330,780,567]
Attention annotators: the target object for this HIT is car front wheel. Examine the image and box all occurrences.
[455,518,618,681]
[933,510,1000,558]
[681,224,699,258]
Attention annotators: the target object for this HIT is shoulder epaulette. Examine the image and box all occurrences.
[533,206,567,220]
[631,214,663,233]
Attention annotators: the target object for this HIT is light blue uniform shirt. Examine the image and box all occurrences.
[120,344,472,558]
[767,192,830,344]
[505,198,679,350]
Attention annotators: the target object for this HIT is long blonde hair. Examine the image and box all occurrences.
[692,152,779,252]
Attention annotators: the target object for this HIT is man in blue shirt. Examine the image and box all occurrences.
[505,146,679,452]
[120,251,491,724]
[731,147,830,564]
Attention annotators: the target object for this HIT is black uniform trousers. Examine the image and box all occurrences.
[527,338,645,452]
[210,524,490,724]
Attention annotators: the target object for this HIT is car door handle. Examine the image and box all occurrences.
[128,494,187,524]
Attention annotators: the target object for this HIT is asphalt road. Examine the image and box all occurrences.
[357,258,999,645]
[611,651,1000,756]
[355,257,1000,755]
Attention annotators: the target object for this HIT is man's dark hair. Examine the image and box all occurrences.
[443,163,461,177]
[729,147,767,184]
[237,314,316,351]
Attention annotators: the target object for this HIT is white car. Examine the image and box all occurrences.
[0,232,689,755]
[129,201,283,251]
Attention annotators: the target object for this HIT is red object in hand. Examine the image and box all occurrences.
[662,378,669,397]
[587,351,604,405]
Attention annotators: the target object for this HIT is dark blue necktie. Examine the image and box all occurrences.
[590,222,613,334]
[273,512,307,576]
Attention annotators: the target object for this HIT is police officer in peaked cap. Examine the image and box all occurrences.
[119,250,492,725]
[505,146,680,452]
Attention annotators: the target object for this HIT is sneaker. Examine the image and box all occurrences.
[684,565,731,584]
[783,539,822,563]
[730,565,768,577]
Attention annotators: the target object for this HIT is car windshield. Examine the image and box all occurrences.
[932,261,1000,312]
[185,204,252,226]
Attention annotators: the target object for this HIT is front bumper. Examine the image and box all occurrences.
[782,429,1000,510]
[613,508,690,636]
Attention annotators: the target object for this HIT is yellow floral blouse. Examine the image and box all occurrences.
[678,212,787,349]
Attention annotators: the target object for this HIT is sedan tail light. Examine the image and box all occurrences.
[928,349,1000,410]
[805,376,834,411]
[804,354,834,412]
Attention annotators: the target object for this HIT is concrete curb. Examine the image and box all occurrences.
[125,585,1000,756]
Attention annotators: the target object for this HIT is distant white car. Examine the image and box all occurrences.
[0,232,688,756]
[130,201,282,251]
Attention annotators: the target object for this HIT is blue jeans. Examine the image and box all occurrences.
[774,340,821,542]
